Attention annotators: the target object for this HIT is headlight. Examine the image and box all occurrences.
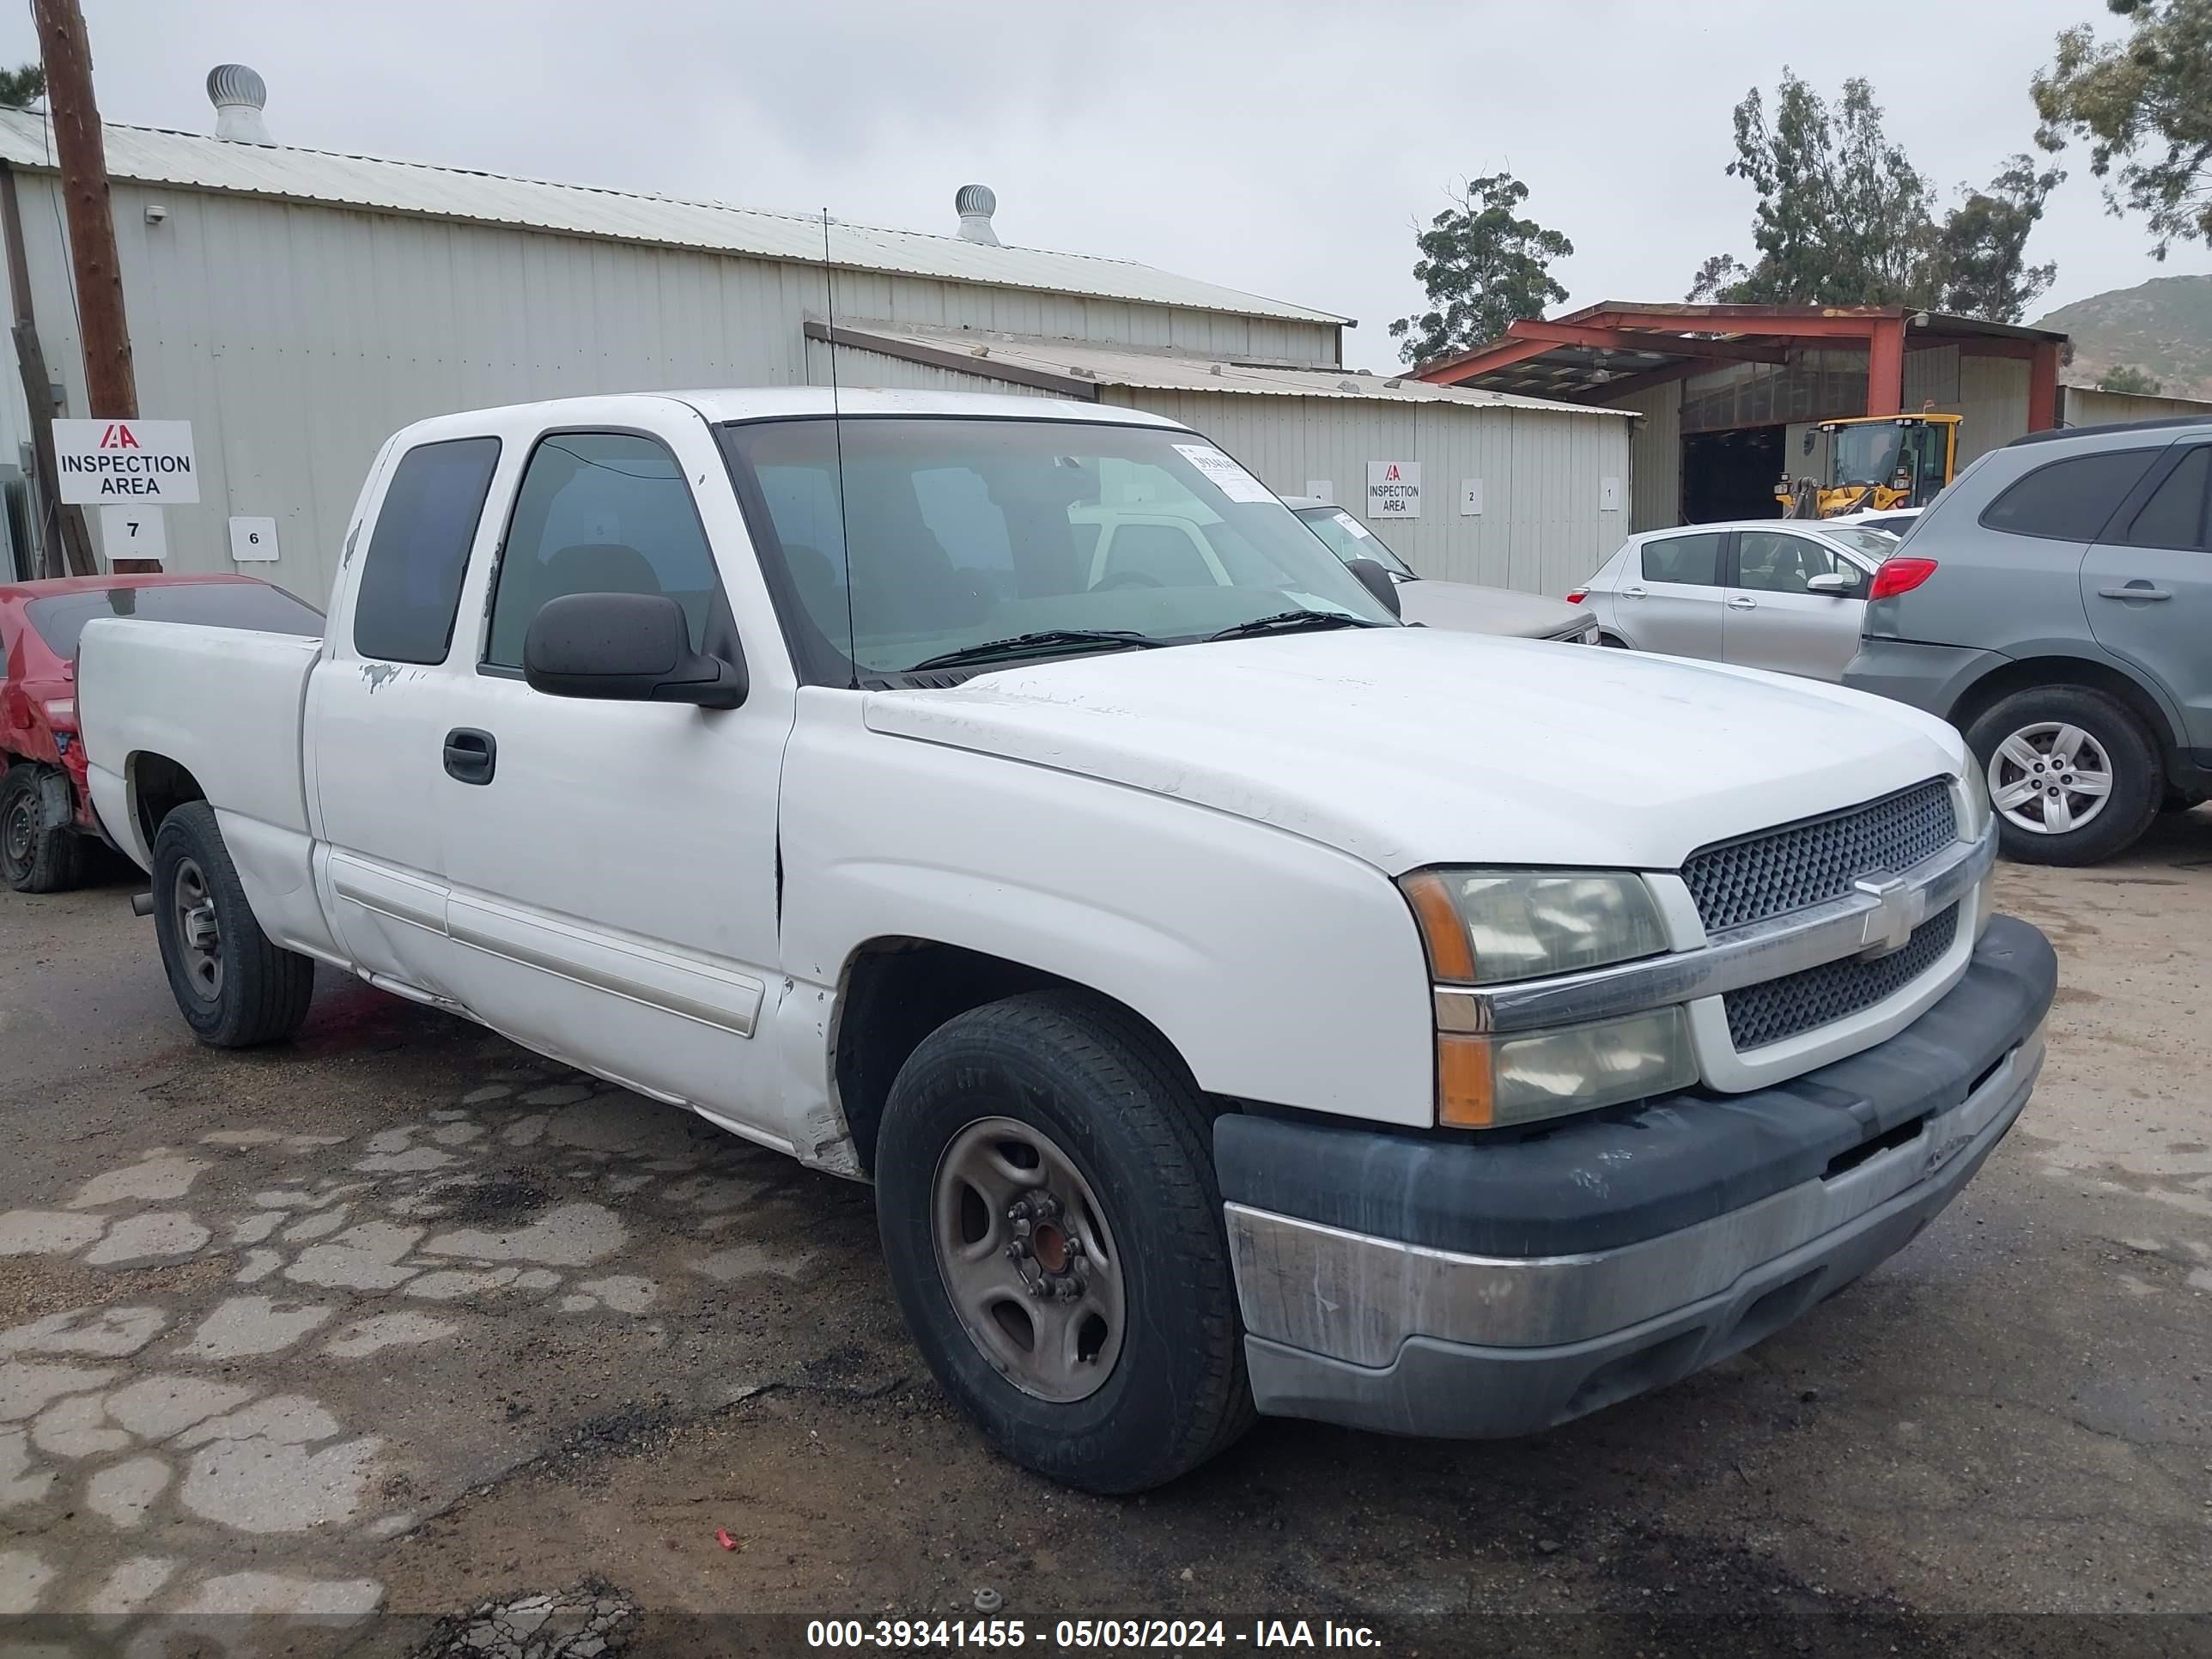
[1399,869,1668,986]
[1437,1008,1698,1129]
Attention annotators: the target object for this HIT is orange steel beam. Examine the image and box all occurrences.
[1866,316,1906,415]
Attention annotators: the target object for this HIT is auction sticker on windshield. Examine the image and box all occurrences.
[1173,443,1273,503]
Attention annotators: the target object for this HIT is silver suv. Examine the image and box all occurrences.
[1844,416,2212,865]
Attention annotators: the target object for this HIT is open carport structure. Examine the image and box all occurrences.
[1414,302,2069,529]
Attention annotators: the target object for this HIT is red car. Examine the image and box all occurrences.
[1,574,323,891]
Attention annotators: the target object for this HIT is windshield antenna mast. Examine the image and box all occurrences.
[821,208,858,689]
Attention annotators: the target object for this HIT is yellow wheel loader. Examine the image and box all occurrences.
[1778,412,1960,519]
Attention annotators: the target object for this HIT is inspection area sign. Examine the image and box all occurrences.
[52,419,200,505]
[1366,459,1420,518]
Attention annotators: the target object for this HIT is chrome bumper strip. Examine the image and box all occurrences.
[1433,823,1996,1036]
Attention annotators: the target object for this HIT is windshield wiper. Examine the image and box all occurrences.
[908,629,1163,672]
[1206,610,1382,641]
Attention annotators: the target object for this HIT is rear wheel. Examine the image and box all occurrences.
[1966,686,2160,866]
[149,802,315,1046]
[0,764,84,893]
[874,990,1251,1493]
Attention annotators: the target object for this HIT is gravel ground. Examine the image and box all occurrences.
[0,814,2207,1657]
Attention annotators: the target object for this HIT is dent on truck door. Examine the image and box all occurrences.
[310,435,503,996]
[428,428,791,1133]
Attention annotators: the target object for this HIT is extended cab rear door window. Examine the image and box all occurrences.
[1978,447,2163,544]
[483,431,727,671]
[352,437,502,664]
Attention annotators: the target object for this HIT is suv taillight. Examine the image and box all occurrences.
[1565,588,1589,605]
[1869,557,1937,600]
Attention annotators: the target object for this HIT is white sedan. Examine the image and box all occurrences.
[1571,519,1901,681]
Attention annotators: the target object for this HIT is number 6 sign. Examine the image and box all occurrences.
[228,516,280,563]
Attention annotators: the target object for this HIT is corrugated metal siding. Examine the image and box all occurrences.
[1903,344,1961,410]
[2059,386,2212,428]
[1952,356,2028,466]
[0,109,1346,326]
[1613,383,1680,531]
[1103,387,1631,600]
[12,177,1327,603]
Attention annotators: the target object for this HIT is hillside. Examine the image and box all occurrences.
[2035,273,2212,399]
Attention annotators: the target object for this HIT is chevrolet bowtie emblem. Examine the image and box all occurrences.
[1852,872,1925,959]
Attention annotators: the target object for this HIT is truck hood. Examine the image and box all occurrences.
[862,628,1966,872]
[1396,577,1590,640]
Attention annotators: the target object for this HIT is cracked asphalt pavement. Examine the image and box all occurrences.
[0,815,2207,1656]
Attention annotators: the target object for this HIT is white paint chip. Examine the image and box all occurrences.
[88,1553,176,1613]
[285,1222,425,1291]
[0,1210,106,1256]
[179,1296,336,1360]
[105,1374,255,1440]
[325,1312,458,1358]
[0,1361,118,1424]
[422,1203,625,1267]
[86,1455,172,1529]
[82,1212,210,1265]
[0,1548,54,1613]
[180,1435,380,1534]
[67,1155,206,1210]
[0,1306,166,1358]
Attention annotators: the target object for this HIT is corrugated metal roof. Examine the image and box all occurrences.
[0,108,1346,327]
[813,320,1638,416]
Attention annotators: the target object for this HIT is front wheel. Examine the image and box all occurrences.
[874,990,1251,1493]
[1966,686,2161,866]
[150,802,315,1047]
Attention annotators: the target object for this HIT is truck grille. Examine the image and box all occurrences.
[1724,903,1960,1050]
[1681,780,1958,934]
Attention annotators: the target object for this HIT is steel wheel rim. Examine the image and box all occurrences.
[930,1115,1126,1403]
[1,790,33,874]
[173,856,223,1000]
[1987,721,2114,836]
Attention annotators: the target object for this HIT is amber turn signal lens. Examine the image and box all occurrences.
[1400,871,1479,984]
[1436,1034,1495,1128]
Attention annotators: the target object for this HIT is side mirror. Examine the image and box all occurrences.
[523,592,746,708]
[1805,571,1860,596]
[1346,556,1402,619]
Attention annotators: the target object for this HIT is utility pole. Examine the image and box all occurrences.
[32,0,155,571]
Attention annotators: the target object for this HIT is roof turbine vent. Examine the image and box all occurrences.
[206,64,271,144]
[954,184,1000,246]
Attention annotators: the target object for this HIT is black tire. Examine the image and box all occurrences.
[149,801,315,1047]
[0,764,84,894]
[874,989,1252,1494]
[1965,685,2161,866]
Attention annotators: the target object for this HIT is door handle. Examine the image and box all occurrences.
[1620,585,1648,599]
[2097,583,2172,602]
[1726,595,1759,610]
[443,727,496,785]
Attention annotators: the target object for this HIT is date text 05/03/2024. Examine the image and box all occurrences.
[805,1618,1382,1649]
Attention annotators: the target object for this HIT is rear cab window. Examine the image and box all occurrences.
[1978,447,2163,544]
[351,437,502,664]
[1641,532,1723,586]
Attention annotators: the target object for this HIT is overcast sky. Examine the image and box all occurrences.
[4,0,2202,371]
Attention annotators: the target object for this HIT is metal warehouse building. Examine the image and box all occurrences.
[0,74,1628,606]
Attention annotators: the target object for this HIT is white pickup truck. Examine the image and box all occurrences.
[79,390,2055,1493]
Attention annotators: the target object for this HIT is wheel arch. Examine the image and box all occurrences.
[829,936,1194,1177]
[126,750,208,855]
[1948,654,2179,776]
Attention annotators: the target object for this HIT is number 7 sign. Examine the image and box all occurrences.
[98,505,167,566]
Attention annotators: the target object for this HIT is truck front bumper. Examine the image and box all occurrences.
[1217,915,2056,1439]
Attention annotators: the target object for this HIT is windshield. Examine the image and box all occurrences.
[720,417,1397,682]
[1819,526,1900,563]
[27,581,323,656]
[1832,423,1906,487]
[1293,506,1416,577]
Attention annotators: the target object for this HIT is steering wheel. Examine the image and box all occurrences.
[1095,573,1163,591]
